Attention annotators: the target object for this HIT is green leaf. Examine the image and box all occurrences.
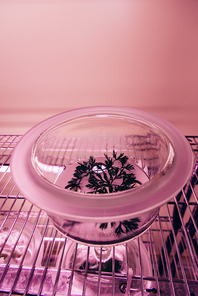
[124,163,134,171]
[116,152,124,160]
[120,155,128,166]
[99,223,108,230]
[104,158,113,169]
[65,151,141,194]
[113,150,117,159]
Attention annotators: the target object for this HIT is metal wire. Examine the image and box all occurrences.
[0,135,198,295]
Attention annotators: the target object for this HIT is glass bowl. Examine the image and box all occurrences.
[11,107,194,246]
[0,219,43,266]
[55,238,152,296]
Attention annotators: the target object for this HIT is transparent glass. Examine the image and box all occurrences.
[32,114,172,187]
[55,238,152,295]
[0,219,43,266]
[30,112,174,245]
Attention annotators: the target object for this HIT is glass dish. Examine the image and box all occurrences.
[11,107,194,245]
[55,238,152,296]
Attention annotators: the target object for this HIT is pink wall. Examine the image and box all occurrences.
[0,0,198,135]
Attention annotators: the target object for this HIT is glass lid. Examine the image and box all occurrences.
[11,107,194,222]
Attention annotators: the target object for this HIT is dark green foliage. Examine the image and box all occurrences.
[114,218,141,236]
[65,150,142,193]
[65,151,141,236]
[99,218,140,236]
[99,223,108,230]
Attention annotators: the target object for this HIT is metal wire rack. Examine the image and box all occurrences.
[0,135,197,296]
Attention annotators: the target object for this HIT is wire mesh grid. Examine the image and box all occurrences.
[0,135,197,296]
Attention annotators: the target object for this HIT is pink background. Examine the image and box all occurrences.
[0,0,198,135]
